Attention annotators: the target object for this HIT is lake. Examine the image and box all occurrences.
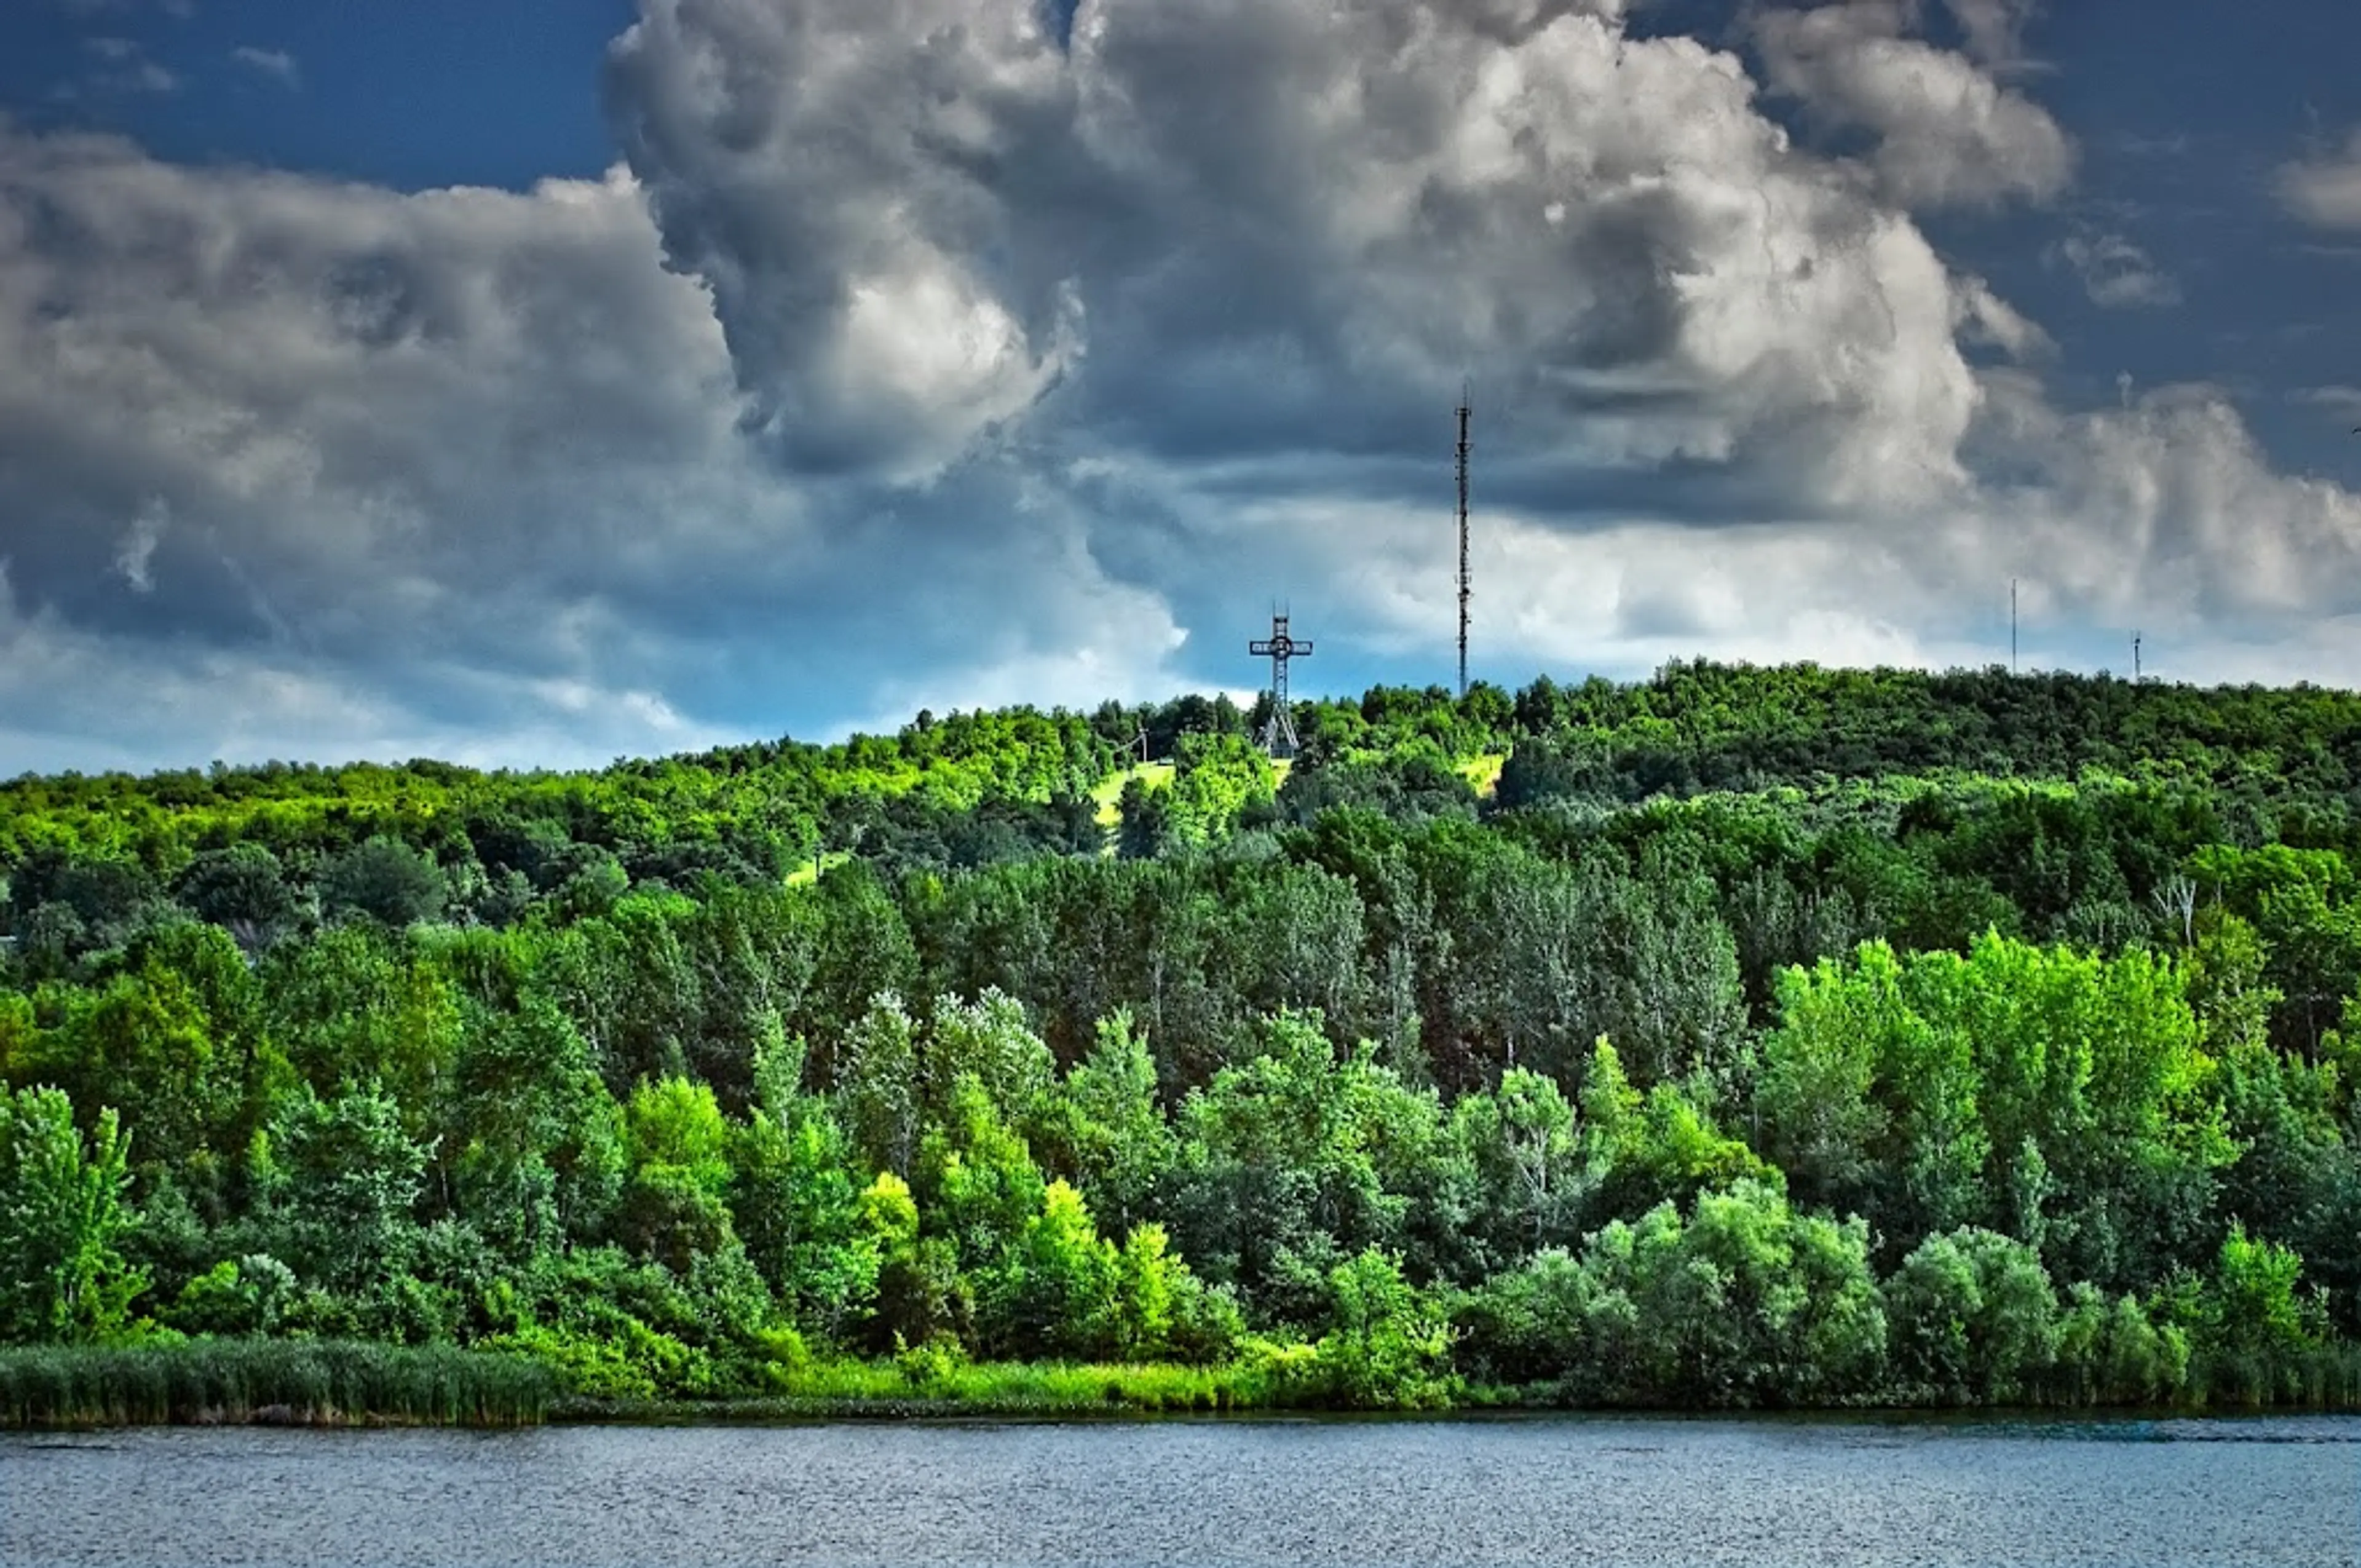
[2,1414,2355,1567]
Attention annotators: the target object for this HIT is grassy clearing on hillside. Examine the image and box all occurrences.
[784,850,853,887]
[1091,763,1175,828]
[1459,754,1506,797]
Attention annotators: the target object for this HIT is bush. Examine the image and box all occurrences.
[1887,1228,2058,1405]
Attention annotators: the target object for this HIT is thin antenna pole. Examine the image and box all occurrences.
[1456,394,1471,698]
[2011,579,2018,674]
[2133,632,2142,684]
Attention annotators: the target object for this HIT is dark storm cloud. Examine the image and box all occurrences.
[0,118,1196,769]
[612,0,2004,526]
[4,1,2361,770]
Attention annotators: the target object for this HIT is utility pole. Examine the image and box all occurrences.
[1249,611,1312,759]
[1456,394,1472,698]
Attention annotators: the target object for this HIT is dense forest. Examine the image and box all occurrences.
[3,661,2359,1415]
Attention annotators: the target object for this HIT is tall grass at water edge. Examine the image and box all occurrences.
[558,1355,1286,1422]
[0,1340,560,1429]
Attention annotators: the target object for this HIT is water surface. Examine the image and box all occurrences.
[3,1414,2355,1567]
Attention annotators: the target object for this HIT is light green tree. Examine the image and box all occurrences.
[0,1085,145,1342]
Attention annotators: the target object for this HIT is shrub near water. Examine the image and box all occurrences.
[0,1339,559,1428]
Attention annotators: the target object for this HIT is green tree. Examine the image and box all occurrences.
[251,1083,431,1313]
[1036,1010,1176,1238]
[1310,1247,1450,1409]
[837,994,921,1179]
[177,842,299,952]
[0,1085,145,1342]
[732,1032,879,1340]
[320,836,446,927]
[1163,732,1275,851]
[1450,1066,1596,1263]
[991,1179,1120,1360]
[617,1076,737,1273]
[1886,1227,2060,1404]
[1575,1181,1884,1408]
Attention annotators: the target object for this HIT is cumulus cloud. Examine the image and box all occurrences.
[613,0,2348,687]
[617,0,2005,520]
[1964,378,2361,632]
[1941,0,2039,72]
[2280,130,2361,230]
[0,124,1193,767]
[1322,375,2361,694]
[2051,231,2180,309]
[1,0,2357,771]
[606,0,1085,480]
[1953,274,2054,359]
[1752,1,2073,210]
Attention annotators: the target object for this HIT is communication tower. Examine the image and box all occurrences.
[1456,396,1472,697]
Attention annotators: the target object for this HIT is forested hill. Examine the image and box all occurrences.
[3,662,2360,1414]
[9,660,2360,911]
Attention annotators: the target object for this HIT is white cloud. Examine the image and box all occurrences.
[1953,274,2054,359]
[113,498,166,593]
[2052,231,2180,309]
[606,0,1083,481]
[1752,1,2073,210]
[1941,0,2039,72]
[2279,130,2361,230]
[1292,376,2361,691]
[229,46,298,87]
[2294,386,2361,427]
[69,35,180,97]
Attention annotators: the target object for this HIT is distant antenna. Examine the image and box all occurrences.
[2133,632,2142,684]
[1249,611,1311,759]
[2011,579,2019,673]
[1456,393,1473,698]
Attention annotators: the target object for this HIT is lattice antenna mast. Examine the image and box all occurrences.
[2133,631,2142,684]
[1249,611,1312,759]
[1456,395,1472,697]
[2011,579,2019,673]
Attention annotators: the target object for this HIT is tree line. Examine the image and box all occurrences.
[2,663,2359,1409]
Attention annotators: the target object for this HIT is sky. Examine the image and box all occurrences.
[3,0,2361,774]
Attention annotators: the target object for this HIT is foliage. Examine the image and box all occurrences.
[0,1339,557,1428]
[4,662,2361,1414]
[0,1085,144,1342]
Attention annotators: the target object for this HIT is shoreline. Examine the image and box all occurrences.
[8,1340,2357,1431]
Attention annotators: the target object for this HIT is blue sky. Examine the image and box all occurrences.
[3,0,2361,772]
[0,2,634,191]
